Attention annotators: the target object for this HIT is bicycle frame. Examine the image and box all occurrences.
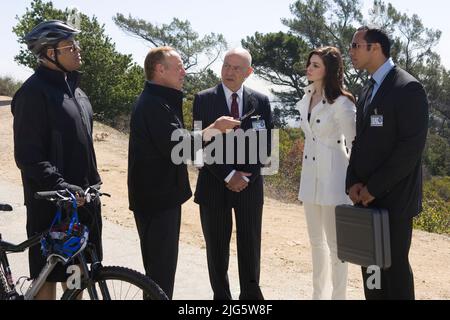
[0,195,89,299]
[25,256,60,300]
[75,243,111,300]
[1,231,66,299]
[0,232,43,299]
[1,232,110,300]
[1,186,119,300]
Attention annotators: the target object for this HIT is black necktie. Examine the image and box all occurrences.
[363,78,376,117]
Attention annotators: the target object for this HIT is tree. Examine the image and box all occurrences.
[13,0,144,124]
[0,76,22,96]
[183,69,221,101]
[113,13,227,73]
[242,32,310,122]
[368,1,449,142]
[369,0,441,74]
[113,13,227,127]
[242,0,365,123]
[242,0,449,132]
[113,13,227,76]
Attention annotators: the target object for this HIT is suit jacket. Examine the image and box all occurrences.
[346,66,429,219]
[128,82,192,212]
[193,84,273,209]
[297,84,356,205]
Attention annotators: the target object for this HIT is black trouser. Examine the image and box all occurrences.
[200,203,264,300]
[133,206,181,299]
[361,216,415,300]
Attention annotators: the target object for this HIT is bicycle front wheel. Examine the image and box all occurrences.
[61,266,168,300]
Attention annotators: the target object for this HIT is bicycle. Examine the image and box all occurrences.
[0,186,168,300]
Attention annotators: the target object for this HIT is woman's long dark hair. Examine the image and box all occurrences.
[306,46,355,104]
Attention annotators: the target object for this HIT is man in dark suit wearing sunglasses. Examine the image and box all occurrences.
[347,26,429,300]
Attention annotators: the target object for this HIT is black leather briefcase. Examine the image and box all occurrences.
[335,205,391,269]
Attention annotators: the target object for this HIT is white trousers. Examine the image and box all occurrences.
[303,202,348,300]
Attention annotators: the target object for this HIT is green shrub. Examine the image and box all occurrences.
[0,76,22,97]
[265,128,303,201]
[423,133,450,176]
[414,176,450,235]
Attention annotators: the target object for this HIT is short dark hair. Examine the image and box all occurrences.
[144,46,174,81]
[357,26,391,58]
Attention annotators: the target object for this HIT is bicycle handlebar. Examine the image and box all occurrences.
[34,184,110,202]
[34,190,67,200]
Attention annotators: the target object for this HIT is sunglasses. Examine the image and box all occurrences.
[54,41,81,53]
[349,42,373,49]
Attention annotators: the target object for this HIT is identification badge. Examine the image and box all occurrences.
[370,115,383,127]
[251,116,266,130]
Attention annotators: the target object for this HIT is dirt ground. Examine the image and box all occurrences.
[1,96,449,299]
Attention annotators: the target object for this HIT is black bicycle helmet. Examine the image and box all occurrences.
[25,20,80,56]
[25,20,80,73]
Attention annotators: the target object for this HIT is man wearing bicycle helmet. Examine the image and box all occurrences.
[11,20,103,299]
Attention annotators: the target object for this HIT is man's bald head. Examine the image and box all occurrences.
[221,48,254,92]
[224,48,252,67]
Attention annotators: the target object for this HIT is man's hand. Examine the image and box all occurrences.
[226,171,252,192]
[203,116,240,141]
[75,194,86,207]
[359,186,375,207]
[348,183,364,204]
[208,116,240,133]
[60,183,86,207]
[213,116,241,132]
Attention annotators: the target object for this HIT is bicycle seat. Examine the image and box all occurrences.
[41,222,89,264]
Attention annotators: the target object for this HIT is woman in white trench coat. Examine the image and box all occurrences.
[297,47,356,300]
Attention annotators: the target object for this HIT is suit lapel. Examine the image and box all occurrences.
[242,87,253,116]
[243,87,257,129]
[356,84,371,131]
[215,84,231,117]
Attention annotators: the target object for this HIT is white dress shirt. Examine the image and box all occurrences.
[222,83,244,118]
[222,83,249,183]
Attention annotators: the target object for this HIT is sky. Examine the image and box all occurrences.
[1,0,450,96]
